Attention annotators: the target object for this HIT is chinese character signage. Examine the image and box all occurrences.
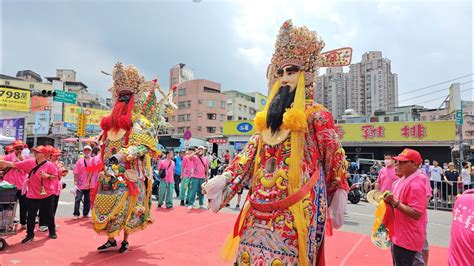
[336,121,455,143]
[208,138,227,144]
[0,87,31,112]
[0,118,25,140]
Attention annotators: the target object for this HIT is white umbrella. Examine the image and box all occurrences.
[0,135,15,145]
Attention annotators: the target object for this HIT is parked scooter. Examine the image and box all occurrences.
[347,176,362,204]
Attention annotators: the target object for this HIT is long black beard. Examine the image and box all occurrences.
[266,85,296,134]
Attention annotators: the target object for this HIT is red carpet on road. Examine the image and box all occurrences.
[1,207,447,265]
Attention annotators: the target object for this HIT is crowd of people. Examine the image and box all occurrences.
[151,147,239,210]
[0,141,102,244]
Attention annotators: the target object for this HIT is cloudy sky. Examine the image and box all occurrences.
[1,0,472,108]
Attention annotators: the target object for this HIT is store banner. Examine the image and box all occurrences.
[336,121,456,143]
[0,87,30,112]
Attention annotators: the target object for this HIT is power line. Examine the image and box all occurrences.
[399,80,473,102]
[398,74,473,96]
[411,87,474,105]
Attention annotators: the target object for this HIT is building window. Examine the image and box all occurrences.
[172,77,178,83]
[177,127,185,134]
[29,84,34,89]
[238,116,243,120]
[208,100,216,107]
[207,127,217,133]
[220,127,223,133]
[198,112,202,117]
[238,104,242,111]
[5,81,10,85]
[221,101,225,108]
[178,101,186,109]
[207,113,217,120]
[186,127,191,131]
[186,100,192,108]
[203,86,219,93]
[197,126,202,131]
[178,88,186,96]
[227,115,234,121]
[186,114,191,121]
[393,116,399,122]
[178,115,186,122]
[384,117,390,122]
[198,99,203,104]
[220,114,225,121]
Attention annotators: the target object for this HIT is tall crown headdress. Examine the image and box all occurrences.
[111,62,145,96]
[268,20,353,100]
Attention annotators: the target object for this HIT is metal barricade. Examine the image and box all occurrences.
[428,180,472,211]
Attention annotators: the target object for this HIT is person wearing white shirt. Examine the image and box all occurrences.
[429,160,443,201]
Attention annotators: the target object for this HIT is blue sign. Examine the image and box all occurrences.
[261,99,266,105]
[237,122,253,133]
[234,141,247,151]
[184,130,192,140]
[64,122,101,133]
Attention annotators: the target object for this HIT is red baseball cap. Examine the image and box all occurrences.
[392,148,422,164]
[31,145,52,154]
[52,148,62,156]
[12,140,26,149]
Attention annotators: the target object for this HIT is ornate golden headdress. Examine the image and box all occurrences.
[270,19,325,83]
[111,62,145,96]
[268,20,353,100]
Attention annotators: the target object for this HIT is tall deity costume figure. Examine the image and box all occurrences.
[92,62,175,252]
[204,20,353,265]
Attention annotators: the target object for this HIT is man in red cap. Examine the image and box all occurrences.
[0,145,59,243]
[2,140,30,229]
[383,148,428,265]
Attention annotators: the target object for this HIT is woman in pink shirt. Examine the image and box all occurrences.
[0,145,59,243]
[448,189,474,266]
[2,140,29,229]
[179,148,194,206]
[157,151,175,209]
[384,148,428,266]
[187,146,209,210]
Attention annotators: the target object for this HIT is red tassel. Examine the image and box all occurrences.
[100,116,111,131]
[126,180,139,197]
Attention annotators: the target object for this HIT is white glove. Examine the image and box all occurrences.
[202,174,227,213]
[329,189,348,229]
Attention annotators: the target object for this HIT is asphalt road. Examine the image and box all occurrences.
[53,173,452,247]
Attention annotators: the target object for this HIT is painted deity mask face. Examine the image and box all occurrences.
[276,65,300,92]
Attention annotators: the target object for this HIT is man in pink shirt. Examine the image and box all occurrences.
[88,147,102,191]
[376,153,398,192]
[187,146,209,209]
[384,148,428,266]
[0,145,59,243]
[157,151,175,209]
[73,146,93,219]
[180,148,194,206]
[448,189,474,266]
[2,140,29,229]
